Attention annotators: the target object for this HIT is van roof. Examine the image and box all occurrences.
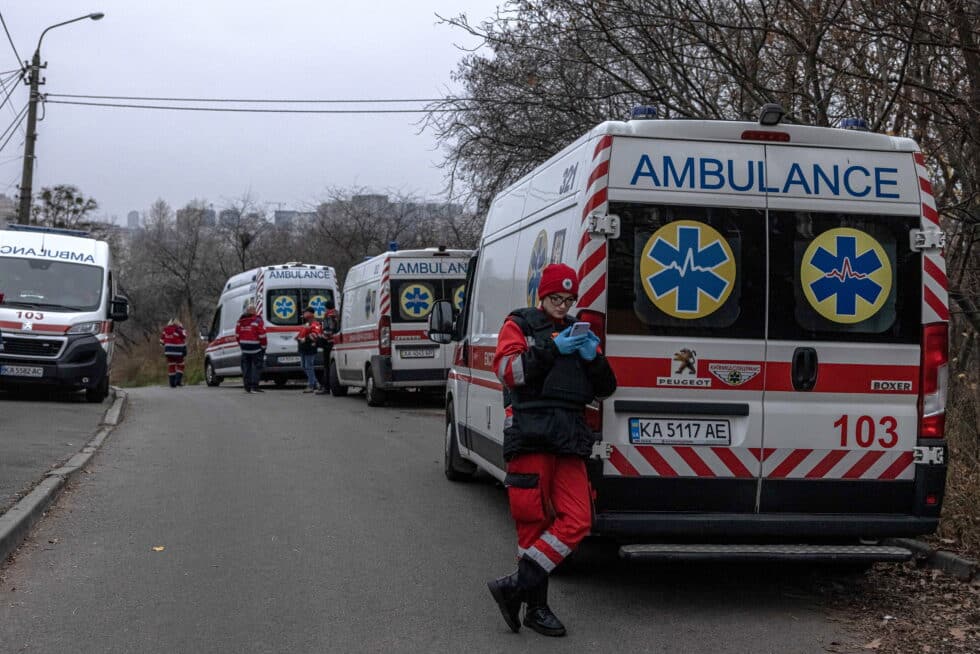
[223,262,337,292]
[0,226,108,263]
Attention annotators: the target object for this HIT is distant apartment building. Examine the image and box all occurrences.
[0,193,17,226]
[126,210,140,229]
[274,209,317,227]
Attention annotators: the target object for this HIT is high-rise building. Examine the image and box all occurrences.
[126,210,140,229]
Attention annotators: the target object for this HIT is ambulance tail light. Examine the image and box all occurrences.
[741,130,790,142]
[379,315,391,356]
[577,309,606,433]
[919,323,948,439]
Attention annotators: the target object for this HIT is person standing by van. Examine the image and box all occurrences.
[487,263,617,637]
[235,304,267,393]
[296,306,323,393]
[159,319,188,388]
[315,299,339,395]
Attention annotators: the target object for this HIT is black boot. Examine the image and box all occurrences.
[487,556,548,633]
[523,576,566,637]
[175,372,183,387]
[168,374,176,388]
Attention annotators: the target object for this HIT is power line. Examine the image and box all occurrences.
[0,104,27,154]
[47,93,465,104]
[0,12,22,72]
[45,99,468,114]
[0,70,22,115]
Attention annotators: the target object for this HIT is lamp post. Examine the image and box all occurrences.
[17,12,104,225]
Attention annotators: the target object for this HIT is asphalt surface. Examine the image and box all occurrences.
[0,384,857,653]
[0,388,108,513]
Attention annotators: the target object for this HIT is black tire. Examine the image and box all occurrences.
[85,375,109,403]
[328,360,348,396]
[444,406,477,481]
[365,365,386,407]
[273,376,288,388]
[205,360,222,387]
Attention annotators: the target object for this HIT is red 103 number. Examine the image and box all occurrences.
[834,414,899,448]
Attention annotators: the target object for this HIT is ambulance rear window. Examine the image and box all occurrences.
[266,289,335,325]
[390,279,467,323]
[768,211,920,343]
[606,202,766,339]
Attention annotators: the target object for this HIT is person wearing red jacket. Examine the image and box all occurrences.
[296,306,324,393]
[487,263,617,637]
[315,299,340,395]
[235,304,268,393]
[159,319,188,388]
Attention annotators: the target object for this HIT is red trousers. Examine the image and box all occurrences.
[506,453,592,573]
[166,356,185,375]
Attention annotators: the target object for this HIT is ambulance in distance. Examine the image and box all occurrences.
[0,225,129,402]
[329,246,471,406]
[204,263,338,387]
[428,110,949,563]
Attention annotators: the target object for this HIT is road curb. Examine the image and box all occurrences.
[884,537,979,582]
[0,387,128,566]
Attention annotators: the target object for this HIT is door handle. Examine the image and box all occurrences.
[791,347,818,392]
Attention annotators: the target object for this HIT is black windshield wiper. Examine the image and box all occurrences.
[32,303,87,312]
[0,301,41,309]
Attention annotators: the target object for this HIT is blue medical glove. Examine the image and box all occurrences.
[553,326,588,355]
[578,331,600,361]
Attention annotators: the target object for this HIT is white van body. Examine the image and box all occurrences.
[0,225,128,402]
[443,118,949,557]
[204,263,339,386]
[330,247,471,405]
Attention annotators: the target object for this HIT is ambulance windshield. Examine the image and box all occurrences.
[0,256,103,312]
[390,279,466,322]
[266,288,335,325]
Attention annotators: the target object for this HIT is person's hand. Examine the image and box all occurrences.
[553,326,588,355]
[578,332,600,361]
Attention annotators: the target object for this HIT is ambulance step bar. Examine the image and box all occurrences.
[619,543,913,563]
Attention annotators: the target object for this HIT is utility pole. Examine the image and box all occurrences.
[16,50,42,225]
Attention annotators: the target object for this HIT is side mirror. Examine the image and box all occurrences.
[109,296,129,322]
[427,300,454,344]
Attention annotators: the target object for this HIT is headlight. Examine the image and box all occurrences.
[67,321,103,335]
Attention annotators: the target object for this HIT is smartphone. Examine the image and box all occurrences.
[569,321,591,337]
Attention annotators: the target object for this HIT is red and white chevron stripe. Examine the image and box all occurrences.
[914,152,949,323]
[605,445,914,481]
[255,269,266,315]
[379,257,391,316]
[576,135,613,310]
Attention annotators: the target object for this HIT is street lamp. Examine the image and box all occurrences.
[17,12,104,225]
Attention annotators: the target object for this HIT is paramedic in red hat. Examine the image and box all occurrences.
[487,263,617,637]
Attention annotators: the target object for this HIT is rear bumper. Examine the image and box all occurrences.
[371,355,448,388]
[593,512,939,540]
[0,335,107,390]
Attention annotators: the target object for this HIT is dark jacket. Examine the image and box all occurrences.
[493,307,617,461]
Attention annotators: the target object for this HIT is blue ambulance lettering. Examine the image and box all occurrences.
[0,244,96,263]
[629,155,901,199]
[394,261,467,276]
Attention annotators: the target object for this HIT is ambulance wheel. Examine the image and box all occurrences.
[365,366,386,407]
[328,361,348,396]
[205,360,222,387]
[85,375,109,403]
[444,407,476,481]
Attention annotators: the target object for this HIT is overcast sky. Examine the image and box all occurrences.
[0,1,501,222]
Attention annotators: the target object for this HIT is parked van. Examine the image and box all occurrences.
[0,225,129,402]
[329,246,472,406]
[428,111,949,563]
[204,262,339,387]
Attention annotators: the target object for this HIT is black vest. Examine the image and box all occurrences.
[505,308,594,411]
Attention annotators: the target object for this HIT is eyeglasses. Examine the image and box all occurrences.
[546,294,577,307]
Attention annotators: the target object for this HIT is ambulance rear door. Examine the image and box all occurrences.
[601,137,769,515]
[760,146,922,516]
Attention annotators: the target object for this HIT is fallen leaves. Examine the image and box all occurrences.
[863,637,882,649]
[949,627,967,641]
[151,546,165,552]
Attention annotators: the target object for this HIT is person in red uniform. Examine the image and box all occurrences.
[235,304,268,393]
[487,263,617,637]
[315,299,340,395]
[159,318,188,388]
[296,307,324,393]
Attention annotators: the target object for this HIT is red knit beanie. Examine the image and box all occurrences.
[537,263,579,299]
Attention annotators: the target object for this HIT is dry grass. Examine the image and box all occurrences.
[112,328,207,388]
[936,375,980,559]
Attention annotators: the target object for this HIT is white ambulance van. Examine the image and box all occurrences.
[0,225,129,402]
[204,262,339,387]
[428,110,949,563]
[329,246,471,406]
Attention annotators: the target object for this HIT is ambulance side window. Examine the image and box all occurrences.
[209,307,221,341]
[768,211,920,343]
[606,202,766,339]
[456,253,479,339]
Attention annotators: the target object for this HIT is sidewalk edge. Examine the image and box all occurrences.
[884,537,978,581]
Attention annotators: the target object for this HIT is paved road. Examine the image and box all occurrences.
[0,385,855,653]
[0,389,108,513]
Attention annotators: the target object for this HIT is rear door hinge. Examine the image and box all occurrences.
[910,228,945,252]
[587,213,620,238]
[591,441,612,460]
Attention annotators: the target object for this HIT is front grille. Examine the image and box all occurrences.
[1,336,66,358]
